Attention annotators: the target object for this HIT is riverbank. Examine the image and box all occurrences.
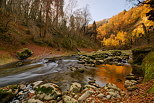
[0,78,153,103]
[0,49,153,102]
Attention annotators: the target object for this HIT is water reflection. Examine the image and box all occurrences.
[96,64,132,90]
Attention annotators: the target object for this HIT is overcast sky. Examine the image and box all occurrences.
[75,0,133,22]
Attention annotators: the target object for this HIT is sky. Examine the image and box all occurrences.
[76,0,133,22]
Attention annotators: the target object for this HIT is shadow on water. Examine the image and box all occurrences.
[95,64,132,90]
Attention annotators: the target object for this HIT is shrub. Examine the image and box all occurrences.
[17,48,33,60]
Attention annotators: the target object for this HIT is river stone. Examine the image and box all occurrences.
[111,51,122,56]
[90,83,100,88]
[37,93,46,100]
[97,93,105,98]
[78,68,85,73]
[70,67,77,71]
[107,92,118,97]
[127,86,138,91]
[88,80,96,84]
[36,83,62,101]
[84,85,97,89]
[108,89,115,92]
[120,91,126,97]
[29,90,35,94]
[33,81,43,88]
[78,90,94,103]
[124,80,137,88]
[63,95,78,103]
[49,100,57,103]
[106,95,111,99]
[125,74,137,80]
[105,83,121,91]
[70,82,81,93]
[28,99,43,103]
[19,84,26,90]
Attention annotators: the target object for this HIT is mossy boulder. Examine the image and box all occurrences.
[111,51,122,56]
[35,83,62,101]
[142,51,154,82]
[132,47,154,65]
[0,89,15,103]
[17,48,33,60]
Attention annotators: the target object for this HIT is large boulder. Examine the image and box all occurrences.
[35,83,62,101]
[132,47,154,65]
[17,48,33,60]
[142,51,154,82]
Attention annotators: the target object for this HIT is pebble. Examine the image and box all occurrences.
[97,93,105,98]
[78,90,94,103]
[32,81,43,88]
[27,99,43,103]
[70,82,82,93]
[63,95,78,103]
[106,95,111,99]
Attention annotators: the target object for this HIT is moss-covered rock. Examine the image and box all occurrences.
[92,53,109,59]
[35,83,62,101]
[17,48,33,60]
[141,51,154,82]
[111,51,122,56]
[132,47,154,65]
[0,89,15,103]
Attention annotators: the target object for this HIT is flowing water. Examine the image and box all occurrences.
[0,56,132,90]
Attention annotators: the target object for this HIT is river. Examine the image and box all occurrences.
[0,56,132,90]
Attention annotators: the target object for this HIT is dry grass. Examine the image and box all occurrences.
[0,52,16,65]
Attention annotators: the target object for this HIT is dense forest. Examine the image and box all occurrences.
[0,0,98,50]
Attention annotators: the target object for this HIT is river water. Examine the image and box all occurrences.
[0,56,132,90]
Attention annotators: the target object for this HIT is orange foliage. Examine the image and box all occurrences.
[97,5,153,47]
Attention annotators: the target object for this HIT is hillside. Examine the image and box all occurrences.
[96,4,154,49]
[0,0,99,64]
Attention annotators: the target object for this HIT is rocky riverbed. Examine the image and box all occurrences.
[1,75,153,103]
[0,50,153,103]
